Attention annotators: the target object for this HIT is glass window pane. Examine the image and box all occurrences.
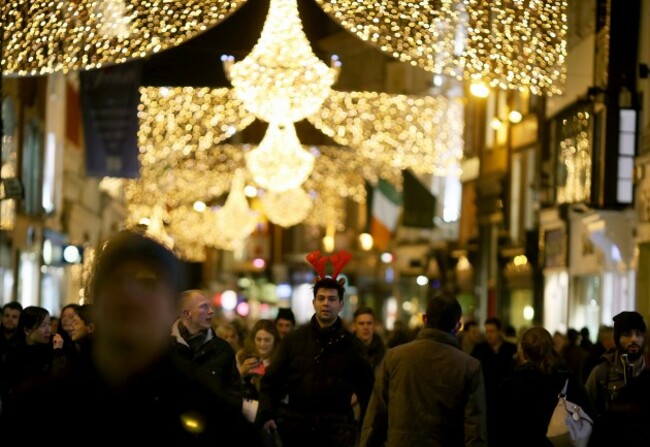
[619,132,636,155]
[619,110,636,132]
[617,179,633,203]
[618,156,634,179]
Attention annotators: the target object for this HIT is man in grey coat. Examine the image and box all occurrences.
[360,293,488,447]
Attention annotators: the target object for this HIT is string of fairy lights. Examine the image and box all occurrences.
[1,1,247,76]
[4,0,567,94]
[308,91,464,176]
[315,0,567,96]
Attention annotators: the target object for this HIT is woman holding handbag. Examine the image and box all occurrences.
[493,327,592,446]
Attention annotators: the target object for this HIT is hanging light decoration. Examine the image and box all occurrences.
[167,206,238,257]
[261,188,313,228]
[245,122,315,192]
[2,1,248,76]
[460,0,567,95]
[314,0,464,77]
[309,91,464,176]
[138,87,255,166]
[223,0,341,123]
[144,205,174,249]
[214,170,258,249]
[314,0,567,95]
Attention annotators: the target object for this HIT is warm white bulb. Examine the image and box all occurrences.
[359,233,374,251]
[470,82,490,98]
[508,110,523,123]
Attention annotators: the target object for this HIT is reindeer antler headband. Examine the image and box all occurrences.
[306,250,352,286]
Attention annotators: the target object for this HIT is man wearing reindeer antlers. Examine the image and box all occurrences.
[258,250,375,447]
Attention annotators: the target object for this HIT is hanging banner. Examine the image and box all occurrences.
[80,62,141,178]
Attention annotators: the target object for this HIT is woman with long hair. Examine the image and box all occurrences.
[494,326,591,446]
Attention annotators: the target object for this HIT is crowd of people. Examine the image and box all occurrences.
[0,229,648,446]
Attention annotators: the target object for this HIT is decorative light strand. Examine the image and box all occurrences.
[309,90,464,176]
[2,1,247,76]
[138,87,255,168]
[314,0,567,95]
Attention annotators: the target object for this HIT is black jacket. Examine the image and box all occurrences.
[494,363,591,447]
[260,315,374,422]
[170,321,243,409]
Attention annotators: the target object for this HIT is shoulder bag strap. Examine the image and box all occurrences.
[558,377,569,398]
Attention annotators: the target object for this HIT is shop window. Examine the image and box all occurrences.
[617,109,636,203]
[555,107,592,204]
[21,120,43,215]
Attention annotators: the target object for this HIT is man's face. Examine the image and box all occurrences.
[468,325,481,343]
[354,313,374,345]
[1,308,20,333]
[276,318,294,339]
[619,329,646,360]
[185,293,213,333]
[313,287,343,327]
[484,323,501,346]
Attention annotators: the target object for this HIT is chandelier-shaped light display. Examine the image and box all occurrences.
[314,0,567,95]
[214,170,258,249]
[261,188,313,228]
[245,122,315,193]
[309,91,464,176]
[126,203,236,260]
[168,206,236,257]
[223,0,341,123]
[2,1,247,76]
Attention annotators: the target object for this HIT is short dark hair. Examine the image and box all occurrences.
[353,306,375,321]
[2,302,23,313]
[313,277,345,300]
[463,320,478,331]
[425,294,461,332]
[89,230,185,300]
[484,317,502,330]
[275,308,295,325]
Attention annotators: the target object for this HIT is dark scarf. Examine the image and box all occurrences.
[178,322,208,354]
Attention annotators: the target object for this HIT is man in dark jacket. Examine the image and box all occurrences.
[586,312,649,447]
[171,289,247,413]
[259,277,375,447]
[585,311,647,419]
[352,306,386,372]
[361,293,487,447]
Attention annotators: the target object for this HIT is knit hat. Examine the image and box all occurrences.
[613,311,646,347]
[275,308,295,325]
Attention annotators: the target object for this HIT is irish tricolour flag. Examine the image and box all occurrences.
[370,179,402,251]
